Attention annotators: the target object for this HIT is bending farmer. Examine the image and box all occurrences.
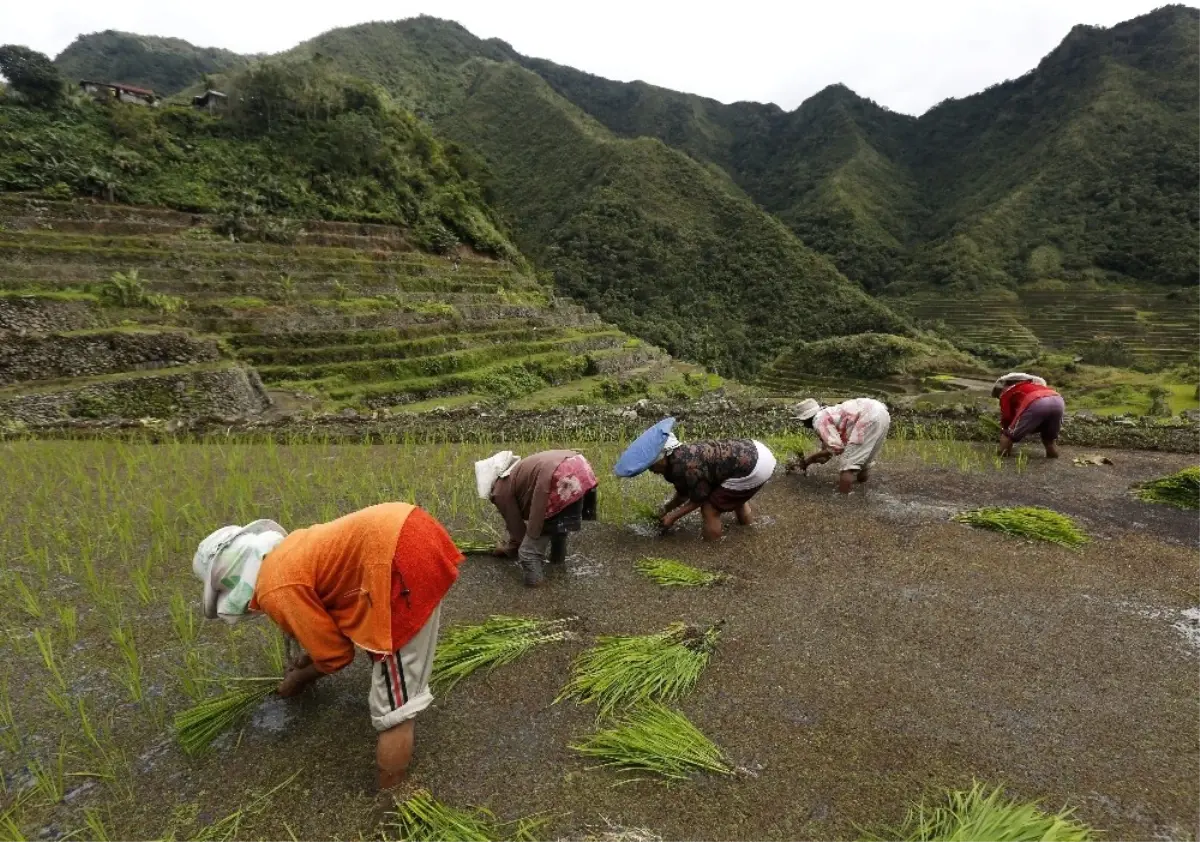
[476,450,598,587]
[615,417,776,541]
[191,503,463,790]
[992,372,1064,458]
[789,397,891,493]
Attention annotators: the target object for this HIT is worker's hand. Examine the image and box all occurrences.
[658,513,676,531]
[287,652,313,673]
[491,544,513,558]
[278,662,322,698]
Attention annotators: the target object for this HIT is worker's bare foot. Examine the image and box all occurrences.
[856,469,870,484]
[734,503,754,526]
[1044,441,1060,458]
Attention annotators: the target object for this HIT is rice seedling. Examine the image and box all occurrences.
[133,556,154,605]
[190,772,299,841]
[635,557,727,587]
[56,604,78,647]
[454,539,495,554]
[431,616,575,694]
[870,780,1096,841]
[1132,466,1200,509]
[170,589,198,647]
[84,808,112,842]
[952,507,1088,549]
[570,703,732,781]
[174,678,278,755]
[382,788,544,842]
[557,622,722,718]
[12,574,41,619]
[110,624,144,703]
[32,627,66,691]
[630,501,661,524]
[28,737,67,804]
[0,679,20,754]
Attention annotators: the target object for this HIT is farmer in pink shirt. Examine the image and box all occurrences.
[788,397,891,493]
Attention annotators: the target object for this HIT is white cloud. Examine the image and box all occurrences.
[10,0,1184,115]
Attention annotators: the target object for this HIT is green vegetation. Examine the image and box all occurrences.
[874,781,1095,842]
[0,45,67,109]
[0,57,517,258]
[1132,466,1200,509]
[173,678,277,755]
[634,557,727,587]
[382,789,543,842]
[430,615,574,694]
[765,333,985,383]
[953,507,1088,548]
[557,622,721,718]
[570,702,733,780]
[54,30,248,98]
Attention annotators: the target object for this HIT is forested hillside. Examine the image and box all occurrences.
[40,5,1200,377]
[54,30,249,96]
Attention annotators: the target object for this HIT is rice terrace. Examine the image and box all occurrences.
[1,4,1198,842]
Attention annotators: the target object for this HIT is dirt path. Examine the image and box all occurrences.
[168,446,1197,841]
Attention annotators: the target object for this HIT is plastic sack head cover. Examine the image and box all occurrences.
[613,417,676,477]
[475,451,520,499]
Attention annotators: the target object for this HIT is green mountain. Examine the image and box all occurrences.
[54,30,249,96]
[284,19,909,377]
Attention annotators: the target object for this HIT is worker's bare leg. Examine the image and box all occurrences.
[700,504,723,541]
[1042,435,1060,459]
[734,502,754,526]
[997,434,1014,457]
[837,470,856,494]
[856,467,871,483]
[377,719,415,790]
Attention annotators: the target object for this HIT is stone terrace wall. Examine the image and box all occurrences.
[0,367,270,425]
[12,398,1198,453]
[0,330,223,386]
[0,297,99,334]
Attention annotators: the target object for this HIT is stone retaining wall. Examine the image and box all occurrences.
[0,297,99,334]
[10,397,1197,453]
[0,367,270,425]
[0,330,223,386]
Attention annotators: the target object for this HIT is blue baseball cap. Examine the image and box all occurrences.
[614,417,676,477]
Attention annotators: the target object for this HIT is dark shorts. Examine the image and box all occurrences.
[1007,395,1066,443]
[707,483,764,512]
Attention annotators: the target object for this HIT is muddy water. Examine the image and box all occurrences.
[115,447,1200,840]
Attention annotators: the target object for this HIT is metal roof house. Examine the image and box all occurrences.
[79,81,160,106]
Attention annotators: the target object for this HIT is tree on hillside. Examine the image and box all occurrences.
[0,45,65,108]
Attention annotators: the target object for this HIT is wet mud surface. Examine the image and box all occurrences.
[150,446,1198,840]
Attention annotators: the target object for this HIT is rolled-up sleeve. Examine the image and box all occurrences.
[257,585,355,674]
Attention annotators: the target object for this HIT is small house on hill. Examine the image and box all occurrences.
[79,81,159,107]
[191,89,228,113]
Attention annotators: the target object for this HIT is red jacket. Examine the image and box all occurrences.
[999,382,1060,429]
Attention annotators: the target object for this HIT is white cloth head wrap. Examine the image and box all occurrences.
[475,451,521,499]
[662,433,682,455]
[192,520,288,623]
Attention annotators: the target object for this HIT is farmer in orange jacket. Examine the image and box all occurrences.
[992,372,1065,458]
[191,503,463,790]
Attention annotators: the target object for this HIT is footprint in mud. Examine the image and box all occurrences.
[564,553,605,579]
[252,695,294,733]
[749,515,777,529]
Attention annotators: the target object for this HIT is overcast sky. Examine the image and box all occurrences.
[10,0,1188,114]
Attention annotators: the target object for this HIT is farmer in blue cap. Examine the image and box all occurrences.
[615,418,777,541]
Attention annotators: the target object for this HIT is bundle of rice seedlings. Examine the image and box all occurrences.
[630,502,662,524]
[952,506,1087,548]
[431,616,574,695]
[383,789,543,842]
[1133,466,1200,509]
[556,622,721,718]
[174,678,276,756]
[454,539,495,555]
[635,557,727,587]
[570,702,732,780]
[875,780,1096,841]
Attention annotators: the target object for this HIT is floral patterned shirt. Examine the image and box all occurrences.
[663,440,759,503]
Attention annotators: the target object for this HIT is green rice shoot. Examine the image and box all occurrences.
[570,702,732,781]
[631,501,661,524]
[174,678,277,755]
[454,539,495,554]
[872,780,1096,842]
[382,788,544,842]
[1132,466,1200,509]
[952,506,1088,548]
[556,622,722,718]
[432,615,575,694]
[635,557,727,587]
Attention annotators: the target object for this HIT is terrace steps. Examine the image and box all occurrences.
[0,199,688,423]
